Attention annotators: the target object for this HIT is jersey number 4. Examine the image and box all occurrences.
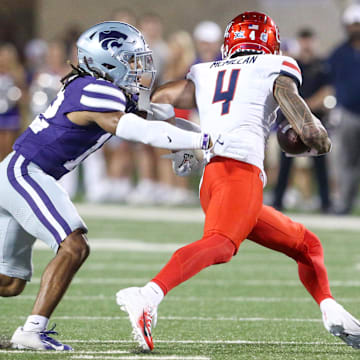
[212,69,240,115]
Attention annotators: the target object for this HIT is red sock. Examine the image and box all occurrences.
[297,230,333,305]
[152,233,236,295]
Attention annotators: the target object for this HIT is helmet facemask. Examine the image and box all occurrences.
[112,48,156,94]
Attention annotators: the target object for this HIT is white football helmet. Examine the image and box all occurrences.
[76,21,156,94]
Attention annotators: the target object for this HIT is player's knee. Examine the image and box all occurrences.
[297,230,323,265]
[0,276,26,297]
[203,233,236,264]
[303,230,323,254]
[59,229,90,265]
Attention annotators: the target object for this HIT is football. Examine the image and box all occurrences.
[276,120,309,154]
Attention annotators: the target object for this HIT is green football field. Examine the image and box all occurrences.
[1,208,360,360]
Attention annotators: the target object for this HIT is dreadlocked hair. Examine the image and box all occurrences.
[61,58,114,88]
[61,62,90,88]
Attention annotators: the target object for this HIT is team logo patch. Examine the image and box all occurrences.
[99,30,128,50]
[234,31,246,39]
[260,32,268,43]
[248,24,259,30]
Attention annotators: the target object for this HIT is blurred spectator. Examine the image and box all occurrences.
[29,40,68,119]
[164,31,195,81]
[190,20,222,126]
[112,7,137,27]
[0,43,27,161]
[193,21,222,64]
[328,4,360,214]
[139,13,168,86]
[24,39,48,84]
[164,30,195,121]
[272,29,333,213]
[155,31,199,205]
[125,13,170,205]
[61,24,82,57]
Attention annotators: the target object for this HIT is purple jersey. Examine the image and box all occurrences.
[14,75,130,179]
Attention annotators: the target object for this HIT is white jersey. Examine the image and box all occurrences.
[187,54,302,181]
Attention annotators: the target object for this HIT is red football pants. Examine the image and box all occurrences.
[152,157,332,305]
[153,158,264,294]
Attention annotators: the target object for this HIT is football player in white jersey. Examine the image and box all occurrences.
[116,12,360,351]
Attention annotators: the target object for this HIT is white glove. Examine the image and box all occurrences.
[162,150,203,176]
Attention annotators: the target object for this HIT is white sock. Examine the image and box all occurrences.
[140,282,164,307]
[23,315,49,332]
[320,298,338,313]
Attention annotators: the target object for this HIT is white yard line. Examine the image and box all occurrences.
[75,203,360,230]
[64,339,342,346]
[84,263,166,271]
[1,350,130,354]
[2,315,322,322]
[76,204,204,223]
[0,351,210,360]
[72,357,210,360]
[24,277,360,287]
[28,277,148,284]
[34,239,184,252]
[11,294,360,303]
[72,357,209,360]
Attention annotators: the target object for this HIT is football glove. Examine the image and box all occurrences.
[162,150,203,177]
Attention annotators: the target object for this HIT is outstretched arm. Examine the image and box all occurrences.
[67,110,210,151]
[273,75,331,154]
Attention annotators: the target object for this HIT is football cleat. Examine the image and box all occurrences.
[10,324,73,351]
[321,298,360,349]
[116,287,157,351]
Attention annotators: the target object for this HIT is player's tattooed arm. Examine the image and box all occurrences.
[273,75,331,154]
[151,79,196,109]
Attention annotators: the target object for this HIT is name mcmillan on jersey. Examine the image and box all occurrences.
[210,55,259,68]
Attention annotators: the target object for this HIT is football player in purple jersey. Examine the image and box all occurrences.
[0,22,214,351]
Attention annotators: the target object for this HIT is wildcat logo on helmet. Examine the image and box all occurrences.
[99,30,128,50]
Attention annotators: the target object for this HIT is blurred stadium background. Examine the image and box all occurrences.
[2,1,360,360]
[0,0,349,52]
[1,0,360,213]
